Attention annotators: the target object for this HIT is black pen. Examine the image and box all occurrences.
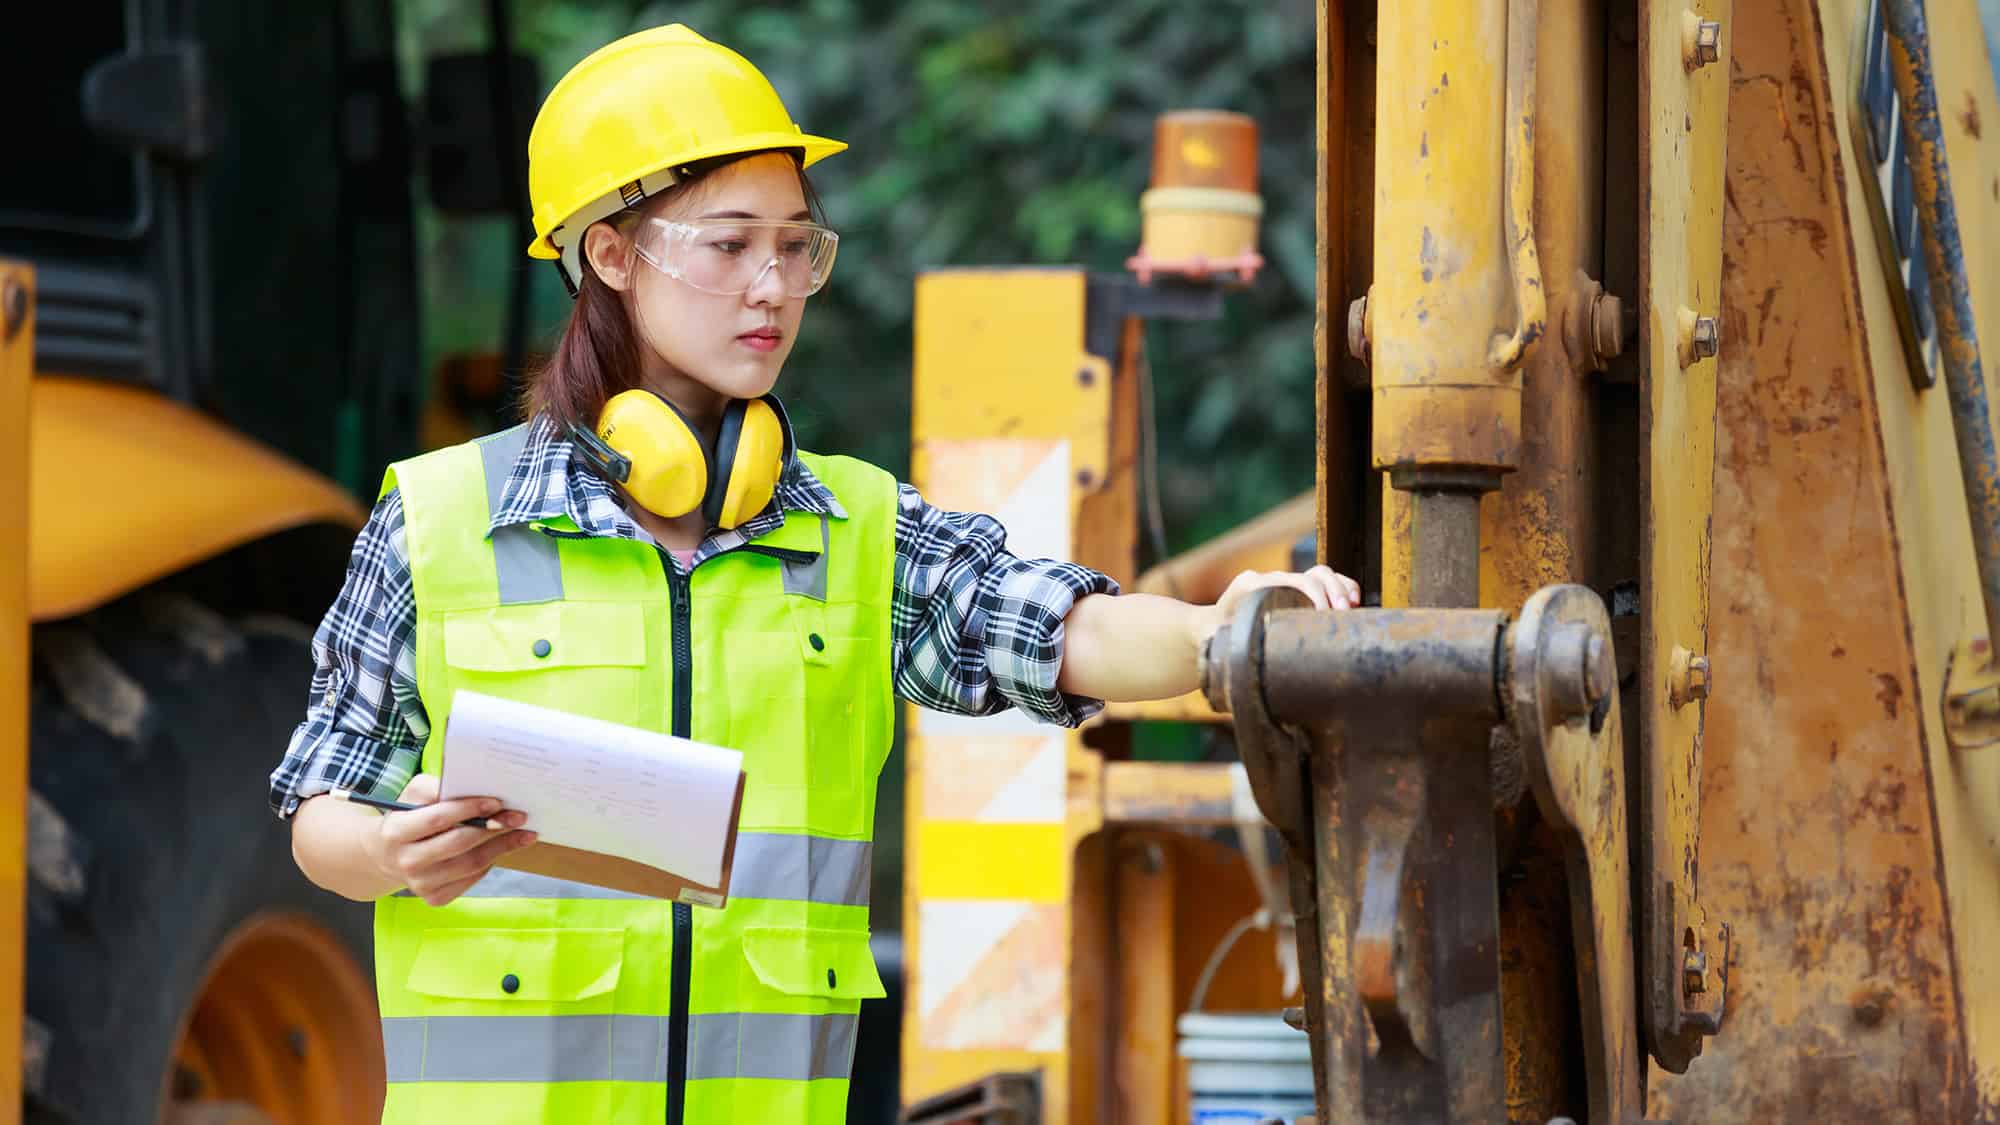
[329,787,507,830]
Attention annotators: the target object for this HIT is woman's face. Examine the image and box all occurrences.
[589,152,813,420]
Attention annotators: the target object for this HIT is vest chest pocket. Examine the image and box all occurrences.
[740,924,886,1009]
[440,603,650,724]
[406,927,625,1010]
[723,617,887,838]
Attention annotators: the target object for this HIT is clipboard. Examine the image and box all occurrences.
[489,768,746,906]
[438,691,749,907]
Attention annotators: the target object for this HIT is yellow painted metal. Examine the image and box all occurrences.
[1636,0,1731,1069]
[905,267,1297,1123]
[1481,6,1604,618]
[913,822,1068,902]
[1,262,30,1125]
[1488,0,1548,373]
[905,268,1116,1125]
[1370,0,1520,476]
[1820,0,2000,1108]
[910,269,1113,520]
[28,376,365,622]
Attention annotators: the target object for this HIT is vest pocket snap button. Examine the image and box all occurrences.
[532,639,552,658]
[501,973,521,994]
[809,633,825,652]
[827,967,836,989]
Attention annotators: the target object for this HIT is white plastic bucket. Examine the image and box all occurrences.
[1176,1011,1314,1125]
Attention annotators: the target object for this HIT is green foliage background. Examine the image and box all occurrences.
[405,0,1322,561]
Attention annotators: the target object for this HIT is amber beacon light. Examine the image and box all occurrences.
[1127,109,1265,285]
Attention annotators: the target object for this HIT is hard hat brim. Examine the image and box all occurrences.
[525,131,848,260]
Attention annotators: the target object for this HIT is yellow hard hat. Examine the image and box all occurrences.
[523,24,846,286]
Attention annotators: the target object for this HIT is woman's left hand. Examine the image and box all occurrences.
[1196,565,1362,651]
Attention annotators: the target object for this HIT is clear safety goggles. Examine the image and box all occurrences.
[630,217,840,299]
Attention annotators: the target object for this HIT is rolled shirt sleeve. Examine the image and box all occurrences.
[890,483,1121,726]
[266,489,429,818]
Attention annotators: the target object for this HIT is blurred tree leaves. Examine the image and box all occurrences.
[406,0,1321,560]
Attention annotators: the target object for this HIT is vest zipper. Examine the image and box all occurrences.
[665,559,694,1125]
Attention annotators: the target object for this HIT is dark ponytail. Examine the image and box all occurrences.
[523,151,827,433]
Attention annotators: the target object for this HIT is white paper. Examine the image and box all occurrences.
[438,690,744,888]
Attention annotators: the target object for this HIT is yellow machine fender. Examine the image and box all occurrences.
[29,375,365,622]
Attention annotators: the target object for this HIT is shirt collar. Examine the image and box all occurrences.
[485,414,847,544]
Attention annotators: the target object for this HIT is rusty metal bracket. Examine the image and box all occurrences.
[1506,584,1644,1124]
[1204,584,1332,1115]
[1943,633,2000,751]
[1207,601,1510,1123]
[1676,922,1731,1036]
[1489,0,1547,370]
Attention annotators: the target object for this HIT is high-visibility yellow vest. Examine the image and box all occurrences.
[371,424,895,1124]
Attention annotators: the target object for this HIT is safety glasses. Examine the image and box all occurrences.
[631,217,840,298]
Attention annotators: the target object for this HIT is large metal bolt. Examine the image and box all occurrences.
[1683,11,1722,70]
[1583,633,1613,707]
[1693,316,1721,358]
[1683,948,1709,996]
[1670,645,1712,708]
[1590,291,1625,368]
[1346,295,1370,364]
[1687,655,1712,700]
[1677,306,1720,367]
[1547,624,1608,721]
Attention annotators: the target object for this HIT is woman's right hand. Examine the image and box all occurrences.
[362,773,539,907]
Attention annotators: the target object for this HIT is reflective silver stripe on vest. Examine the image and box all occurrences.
[477,426,563,605]
[780,515,831,601]
[390,836,871,904]
[728,833,871,906]
[689,1011,859,1082]
[381,1012,857,1083]
[382,1014,667,1083]
[393,866,649,901]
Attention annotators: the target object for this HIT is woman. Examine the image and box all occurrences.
[270,23,1356,1125]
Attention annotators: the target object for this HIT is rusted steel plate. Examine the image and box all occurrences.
[1637,0,1731,1071]
[1647,0,1979,1117]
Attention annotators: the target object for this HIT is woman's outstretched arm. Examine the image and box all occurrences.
[1055,566,1359,702]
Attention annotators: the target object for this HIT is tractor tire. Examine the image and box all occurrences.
[24,590,380,1124]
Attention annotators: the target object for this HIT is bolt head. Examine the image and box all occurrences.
[1692,316,1721,358]
[1346,295,1370,363]
[1582,632,1613,705]
[1687,655,1712,700]
[1695,20,1722,65]
[1590,292,1625,365]
[1683,949,1709,995]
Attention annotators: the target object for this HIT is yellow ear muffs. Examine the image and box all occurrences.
[593,388,709,519]
[574,391,793,528]
[707,396,788,529]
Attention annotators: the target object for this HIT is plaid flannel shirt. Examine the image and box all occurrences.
[268,416,1117,817]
